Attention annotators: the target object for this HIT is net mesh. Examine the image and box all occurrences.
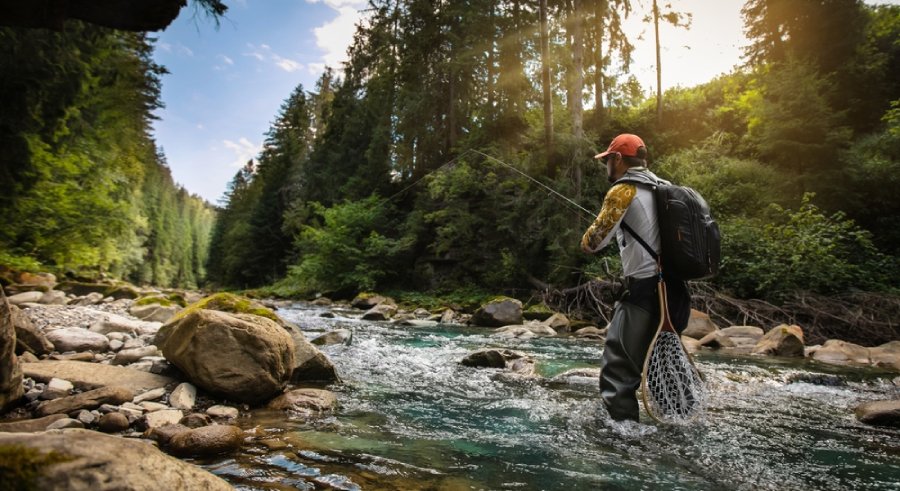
[642,330,706,424]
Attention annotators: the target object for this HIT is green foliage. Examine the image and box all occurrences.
[384,286,497,313]
[717,194,897,301]
[278,196,412,296]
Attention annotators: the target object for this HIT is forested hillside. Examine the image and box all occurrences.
[209,0,899,303]
[0,23,215,288]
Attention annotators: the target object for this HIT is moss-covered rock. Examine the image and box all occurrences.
[0,444,73,491]
[134,292,187,308]
[56,281,141,300]
[169,292,282,325]
[523,303,554,321]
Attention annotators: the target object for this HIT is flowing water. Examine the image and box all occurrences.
[200,303,900,490]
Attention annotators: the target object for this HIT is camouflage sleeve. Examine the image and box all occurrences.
[580,183,637,253]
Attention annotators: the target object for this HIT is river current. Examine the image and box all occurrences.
[199,302,900,490]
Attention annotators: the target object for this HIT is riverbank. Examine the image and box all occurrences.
[2,276,900,489]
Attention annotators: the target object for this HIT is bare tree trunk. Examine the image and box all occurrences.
[653,0,663,125]
[593,0,607,122]
[540,0,553,148]
[488,4,496,112]
[572,0,584,201]
[572,0,584,141]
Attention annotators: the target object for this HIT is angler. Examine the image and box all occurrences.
[580,133,692,423]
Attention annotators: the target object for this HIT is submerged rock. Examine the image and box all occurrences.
[0,429,233,490]
[855,400,900,427]
[461,349,534,376]
[267,388,338,416]
[167,424,245,457]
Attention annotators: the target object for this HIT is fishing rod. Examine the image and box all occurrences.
[468,149,597,219]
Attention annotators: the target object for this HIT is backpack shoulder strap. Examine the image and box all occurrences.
[620,221,659,261]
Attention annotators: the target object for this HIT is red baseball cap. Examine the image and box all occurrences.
[594,133,646,159]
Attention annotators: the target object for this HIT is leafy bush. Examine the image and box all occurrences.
[276,195,412,296]
[717,194,897,301]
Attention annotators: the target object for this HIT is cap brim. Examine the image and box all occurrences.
[594,150,611,159]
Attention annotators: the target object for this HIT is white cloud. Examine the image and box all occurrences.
[223,137,260,168]
[219,54,234,65]
[312,4,367,68]
[243,43,303,73]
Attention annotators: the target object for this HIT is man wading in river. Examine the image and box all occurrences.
[580,133,691,422]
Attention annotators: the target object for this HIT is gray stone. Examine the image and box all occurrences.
[139,401,169,412]
[461,349,531,370]
[574,326,607,339]
[471,298,523,327]
[0,429,233,490]
[88,313,162,337]
[169,382,197,410]
[40,377,74,400]
[168,424,245,457]
[811,340,871,366]
[10,304,54,355]
[46,418,84,430]
[36,386,134,417]
[45,327,109,353]
[145,409,185,429]
[75,410,96,426]
[111,345,160,365]
[23,360,175,393]
[133,387,167,404]
[7,291,44,305]
[40,290,69,305]
[108,339,124,351]
[361,303,397,321]
[310,329,352,346]
[206,405,239,419]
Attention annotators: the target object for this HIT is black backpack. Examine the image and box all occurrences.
[618,173,721,280]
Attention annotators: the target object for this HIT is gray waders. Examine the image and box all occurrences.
[599,276,690,422]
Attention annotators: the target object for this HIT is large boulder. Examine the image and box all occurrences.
[0,429,233,490]
[284,325,340,383]
[361,303,397,321]
[869,341,900,371]
[471,297,523,327]
[682,310,719,339]
[351,293,394,310]
[855,400,900,427]
[7,291,43,305]
[167,292,284,327]
[11,304,54,355]
[752,324,805,357]
[155,309,295,403]
[718,326,764,347]
[0,289,24,410]
[811,340,871,366]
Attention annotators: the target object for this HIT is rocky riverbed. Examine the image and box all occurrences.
[1,276,899,490]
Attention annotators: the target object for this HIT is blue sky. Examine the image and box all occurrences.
[150,0,894,204]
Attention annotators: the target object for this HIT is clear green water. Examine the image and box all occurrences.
[200,304,900,490]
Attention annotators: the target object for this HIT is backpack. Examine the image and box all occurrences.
[617,173,721,280]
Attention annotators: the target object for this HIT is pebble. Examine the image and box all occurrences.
[206,405,239,419]
[169,383,197,410]
[46,418,85,430]
[98,412,131,432]
[133,387,167,404]
[144,409,184,429]
[109,339,124,351]
[76,409,96,425]
[40,378,74,400]
[139,401,169,412]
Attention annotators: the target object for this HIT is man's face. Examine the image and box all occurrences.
[604,152,623,183]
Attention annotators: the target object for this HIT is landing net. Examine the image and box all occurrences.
[642,330,706,424]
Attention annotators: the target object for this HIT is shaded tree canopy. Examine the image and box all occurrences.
[0,0,227,32]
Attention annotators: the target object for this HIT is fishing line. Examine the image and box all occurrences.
[468,149,596,219]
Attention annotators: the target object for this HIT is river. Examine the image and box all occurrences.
[198,302,900,490]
